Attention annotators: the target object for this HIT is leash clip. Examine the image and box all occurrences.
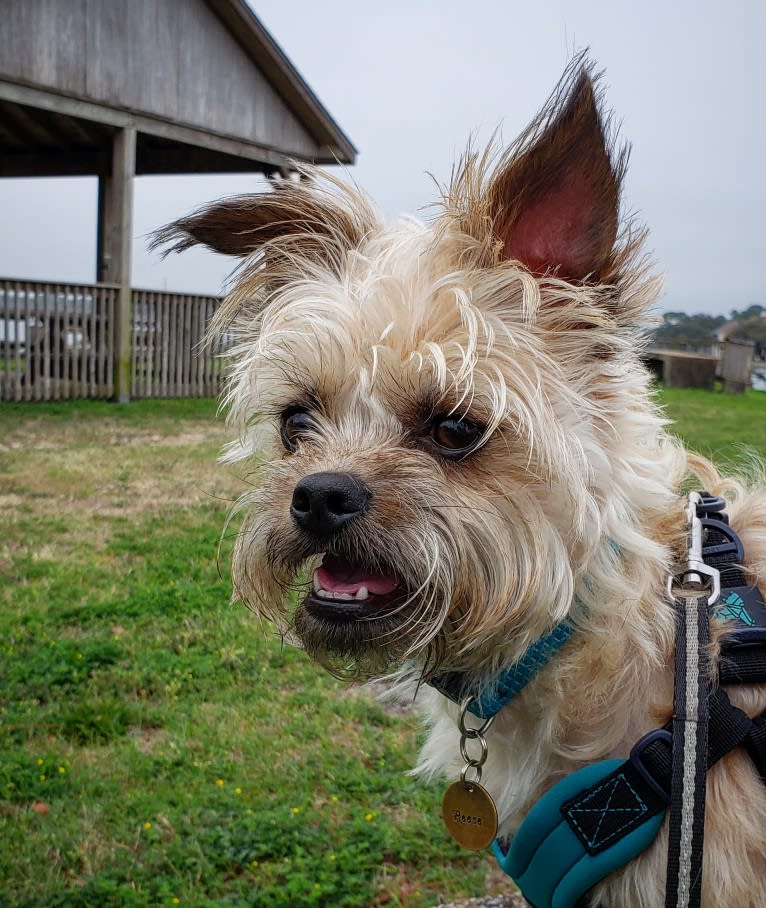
[667,491,720,606]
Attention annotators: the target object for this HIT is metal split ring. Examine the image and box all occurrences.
[460,732,489,766]
[458,697,495,738]
[456,696,494,788]
[460,762,483,786]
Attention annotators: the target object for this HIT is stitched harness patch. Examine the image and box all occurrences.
[563,771,651,854]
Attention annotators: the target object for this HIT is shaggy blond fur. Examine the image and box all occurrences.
[156,58,766,907]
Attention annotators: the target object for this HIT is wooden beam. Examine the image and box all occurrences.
[1,99,60,146]
[96,173,108,283]
[0,79,298,169]
[205,0,356,163]
[135,143,272,175]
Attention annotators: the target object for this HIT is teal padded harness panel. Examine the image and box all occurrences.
[493,759,666,908]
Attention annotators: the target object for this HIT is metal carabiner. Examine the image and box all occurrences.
[666,491,721,606]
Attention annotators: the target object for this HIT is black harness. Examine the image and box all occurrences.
[543,492,766,908]
[508,493,766,908]
[663,492,766,907]
[439,492,766,908]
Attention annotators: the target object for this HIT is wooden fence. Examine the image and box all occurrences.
[0,279,118,401]
[131,289,227,399]
[0,278,228,402]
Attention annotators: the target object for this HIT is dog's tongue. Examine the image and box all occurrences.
[316,554,398,596]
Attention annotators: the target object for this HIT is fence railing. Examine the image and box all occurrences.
[131,289,226,399]
[0,279,119,401]
[0,278,228,402]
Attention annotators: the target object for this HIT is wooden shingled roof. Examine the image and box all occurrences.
[0,0,356,177]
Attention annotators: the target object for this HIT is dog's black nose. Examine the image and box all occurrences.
[290,472,371,538]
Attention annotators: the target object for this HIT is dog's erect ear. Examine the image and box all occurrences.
[487,63,625,283]
[150,175,376,261]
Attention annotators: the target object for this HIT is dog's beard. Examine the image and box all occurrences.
[230,477,576,681]
[250,516,451,679]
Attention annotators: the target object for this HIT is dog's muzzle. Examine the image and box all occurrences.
[288,472,412,657]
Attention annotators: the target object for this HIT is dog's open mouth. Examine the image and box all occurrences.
[294,553,415,667]
[306,553,403,620]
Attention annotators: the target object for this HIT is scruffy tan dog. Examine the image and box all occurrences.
[157,59,766,907]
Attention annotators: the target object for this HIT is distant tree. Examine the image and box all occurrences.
[654,311,727,343]
[729,304,764,322]
[651,307,766,355]
[729,315,766,358]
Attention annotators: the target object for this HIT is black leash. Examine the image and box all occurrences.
[665,493,718,907]
[664,490,752,907]
[665,589,710,907]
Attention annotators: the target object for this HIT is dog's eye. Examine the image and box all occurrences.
[280,409,313,453]
[429,415,483,456]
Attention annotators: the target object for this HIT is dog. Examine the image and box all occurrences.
[156,57,766,907]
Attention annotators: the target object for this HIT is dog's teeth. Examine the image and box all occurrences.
[354,586,368,601]
[313,572,321,593]
[315,589,353,601]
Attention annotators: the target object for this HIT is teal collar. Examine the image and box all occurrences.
[429,619,576,718]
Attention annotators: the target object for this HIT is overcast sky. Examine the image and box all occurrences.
[0,0,763,316]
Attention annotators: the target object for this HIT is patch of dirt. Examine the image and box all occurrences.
[361,677,416,717]
[482,864,528,905]
[2,417,244,523]
[128,725,169,753]
[0,426,216,453]
[429,839,526,907]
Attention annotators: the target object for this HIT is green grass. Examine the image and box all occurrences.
[657,386,766,463]
[0,400,489,908]
[0,388,764,907]
[0,396,219,433]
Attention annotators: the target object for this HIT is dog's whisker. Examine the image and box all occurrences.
[422,502,500,519]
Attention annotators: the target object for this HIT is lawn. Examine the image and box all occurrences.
[657,386,766,465]
[0,398,491,908]
[1,387,764,907]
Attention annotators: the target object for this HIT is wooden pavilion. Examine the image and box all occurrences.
[0,0,356,401]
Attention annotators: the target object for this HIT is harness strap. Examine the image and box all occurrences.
[744,715,766,782]
[665,591,710,908]
[719,630,766,784]
[566,686,758,826]
[493,758,666,908]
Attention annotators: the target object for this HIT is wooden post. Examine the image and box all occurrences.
[97,126,136,402]
[721,338,755,394]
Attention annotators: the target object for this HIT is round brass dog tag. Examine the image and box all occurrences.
[442,780,498,850]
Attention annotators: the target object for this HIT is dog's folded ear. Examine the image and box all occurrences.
[150,174,376,263]
[486,61,626,284]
